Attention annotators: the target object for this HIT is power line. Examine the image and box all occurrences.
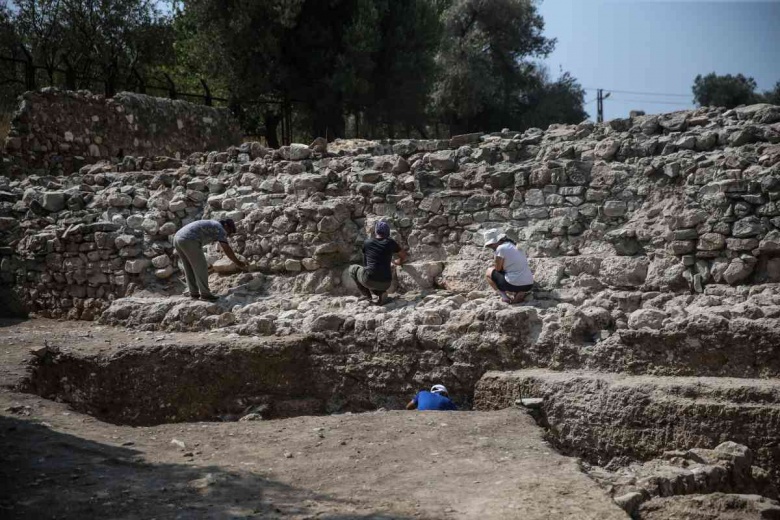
[584,87,690,98]
[607,98,693,106]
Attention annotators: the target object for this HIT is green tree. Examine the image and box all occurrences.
[692,73,760,109]
[2,0,172,96]
[518,70,588,130]
[432,0,555,134]
[762,81,780,105]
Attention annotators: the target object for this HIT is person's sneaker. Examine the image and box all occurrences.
[199,294,219,302]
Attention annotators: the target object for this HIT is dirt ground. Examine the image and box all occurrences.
[0,318,627,519]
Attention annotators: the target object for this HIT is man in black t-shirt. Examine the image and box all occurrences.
[348,221,407,305]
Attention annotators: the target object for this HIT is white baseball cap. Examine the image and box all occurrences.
[431,384,448,394]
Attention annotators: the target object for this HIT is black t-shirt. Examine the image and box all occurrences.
[362,237,401,282]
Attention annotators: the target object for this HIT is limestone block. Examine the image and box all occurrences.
[124,258,151,274]
[602,200,628,217]
[155,265,175,279]
[159,222,177,236]
[396,262,444,291]
[285,259,302,272]
[42,192,66,212]
[169,199,187,212]
[115,234,137,248]
[528,258,565,289]
[759,230,780,252]
[126,215,144,229]
[141,219,159,235]
[152,254,171,268]
[628,308,666,330]
[108,193,132,207]
[600,257,649,288]
[288,143,311,161]
[426,150,457,172]
[723,257,756,285]
[594,139,620,160]
[697,233,725,251]
[309,313,345,332]
[732,217,763,238]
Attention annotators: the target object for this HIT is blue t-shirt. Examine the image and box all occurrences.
[413,391,457,411]
[174,220,228,245]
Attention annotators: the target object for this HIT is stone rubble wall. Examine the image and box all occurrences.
[1,103,780,325]
[588,441,778,516]
[2,88,242,176]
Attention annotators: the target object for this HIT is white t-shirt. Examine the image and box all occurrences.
[496,243,533,286]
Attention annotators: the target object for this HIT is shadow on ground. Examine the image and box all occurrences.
[0,415,413,519]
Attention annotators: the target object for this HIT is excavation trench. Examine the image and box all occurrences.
[19,335,487,426]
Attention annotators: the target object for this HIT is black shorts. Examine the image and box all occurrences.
[491,270,533,293]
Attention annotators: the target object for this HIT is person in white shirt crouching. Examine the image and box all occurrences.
[483,229,534,304]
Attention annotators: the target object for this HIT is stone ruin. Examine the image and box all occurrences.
[2,90,780,517]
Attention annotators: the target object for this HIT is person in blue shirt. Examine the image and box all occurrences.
[406,384,458,411]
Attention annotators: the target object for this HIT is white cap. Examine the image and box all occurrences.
[482,228,506,248]
[431,384,448,395]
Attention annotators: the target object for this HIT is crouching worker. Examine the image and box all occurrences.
[484,229,534,304]
[406,384,457,411]
[173,218,246,302]
[349,221,407,305]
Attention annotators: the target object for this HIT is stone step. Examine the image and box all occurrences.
[474,369,780,487]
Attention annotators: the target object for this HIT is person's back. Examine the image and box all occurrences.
[175,219,227,246]
[496,242,533,287]
[412,390,457,411]
[363,237,400,282]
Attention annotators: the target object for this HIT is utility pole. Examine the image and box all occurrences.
[597,89,611,123]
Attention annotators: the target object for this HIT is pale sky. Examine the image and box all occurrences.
[537,0,780,120]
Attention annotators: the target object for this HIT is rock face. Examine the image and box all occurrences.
[475,369,780,489]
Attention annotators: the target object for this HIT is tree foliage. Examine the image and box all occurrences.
[1,0,171,96]
[432,0,556,133]
[2,0,591,142]
[763,82,780,106]
[692,73,761,109]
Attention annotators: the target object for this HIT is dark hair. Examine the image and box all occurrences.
[219,218,236,234]
[498,236,516,246]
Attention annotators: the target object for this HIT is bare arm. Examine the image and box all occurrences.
[494,256,504,272]
[219,242,247,270]
[406,399,417,410]
[394,249,408,266]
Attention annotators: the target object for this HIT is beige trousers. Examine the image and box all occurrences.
[174,237,213,297]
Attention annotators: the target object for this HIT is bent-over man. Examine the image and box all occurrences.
[173,218,245,301]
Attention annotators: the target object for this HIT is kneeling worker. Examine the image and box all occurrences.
[173,218,246,301]
[349,220,407,305]
[406,384,457,411]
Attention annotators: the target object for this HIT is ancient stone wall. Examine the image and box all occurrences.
[2,103,779,323]
[2,88,242,176]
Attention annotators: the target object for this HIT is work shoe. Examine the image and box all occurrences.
[199,294,219,302]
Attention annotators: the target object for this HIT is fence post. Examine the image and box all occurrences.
[132,68,146,94]
[200,79,212,106]
[20,47,36,90]
[62,56,77,90]
[163,73,177,99]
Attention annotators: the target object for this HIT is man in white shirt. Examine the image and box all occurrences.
[483,229,534,304]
